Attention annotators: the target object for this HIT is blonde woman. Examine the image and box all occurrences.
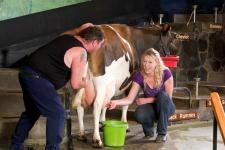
[107,48,175,143]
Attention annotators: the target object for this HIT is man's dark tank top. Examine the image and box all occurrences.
[28,34,84,89]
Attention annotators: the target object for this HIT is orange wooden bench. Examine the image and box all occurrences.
[210,92,225,149]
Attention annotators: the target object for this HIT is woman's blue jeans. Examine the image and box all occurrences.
[10,67,66,150]
[134,91,175,136]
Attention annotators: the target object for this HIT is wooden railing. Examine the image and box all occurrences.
[210,92,225,149]
[0,68,72,149]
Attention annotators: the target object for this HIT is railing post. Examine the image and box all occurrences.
[64,87,73,150]
[193,5,198,24]
[213,116,217,150]
[194,77,200,97]
[214,7,218,24]
[158,14,164,24]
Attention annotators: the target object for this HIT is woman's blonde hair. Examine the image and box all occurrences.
[140,48,167,89]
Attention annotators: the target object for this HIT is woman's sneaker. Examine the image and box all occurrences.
[143,131,154,140]
[155,134,167,143]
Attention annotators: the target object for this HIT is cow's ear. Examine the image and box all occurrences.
[161,24,171,35]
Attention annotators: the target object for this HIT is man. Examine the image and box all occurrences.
[10,23,104,150]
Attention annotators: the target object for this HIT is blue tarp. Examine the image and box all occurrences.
[159,0,223,13]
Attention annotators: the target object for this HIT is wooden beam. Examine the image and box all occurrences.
[207,96,225,107]
[169,112,198,122]
[210,92,225,144]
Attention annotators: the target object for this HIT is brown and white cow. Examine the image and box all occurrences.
[71,24,177,148]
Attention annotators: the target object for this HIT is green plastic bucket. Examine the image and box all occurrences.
[102,120,128,147]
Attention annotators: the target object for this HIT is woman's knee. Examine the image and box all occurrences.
[134,105,154,123]
[169,103,176,116]
[134,110,146,123]
[156,91,176,115]
[156,91,171,105]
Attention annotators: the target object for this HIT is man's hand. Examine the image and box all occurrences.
[79,22,94,30]
[75,22,94,34]
[62,22,94,35]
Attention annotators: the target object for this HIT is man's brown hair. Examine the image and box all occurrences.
[77,26,104,42]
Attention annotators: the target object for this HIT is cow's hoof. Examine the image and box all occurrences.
[77,135,88,142]
[99,126,103,132]
[92,139,103,148]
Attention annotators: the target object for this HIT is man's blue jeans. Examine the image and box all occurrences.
[10,67,66,150]
[134,91,175,136]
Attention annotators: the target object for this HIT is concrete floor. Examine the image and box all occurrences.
[0,115,224,150]
[168,122,224,150]
[71,118,224,150]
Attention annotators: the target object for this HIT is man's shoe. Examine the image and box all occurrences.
[155,134,167,143]
[144,127,154,137]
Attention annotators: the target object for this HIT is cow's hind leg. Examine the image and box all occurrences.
[98,107,107,132]
[92,84,110,148]
[100,107,107,122]
[72,89,88,141]
[92,99,104,148]
[76,104,88,141]
[100,85,116,122]
[121,105,130,132]
[99,86,116,131]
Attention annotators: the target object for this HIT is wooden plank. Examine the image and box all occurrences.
[207,96,225,107]
[210,92,225,144]
[169,112,198,122]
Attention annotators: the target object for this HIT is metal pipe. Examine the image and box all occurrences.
[173,87,192,109]
[194,77,200,97]
[159,14,164,24]
[214,7,218,24]
[187,11,193,26]
[193,5,198,23]
[213,116,218,150]
[150,18,154,25]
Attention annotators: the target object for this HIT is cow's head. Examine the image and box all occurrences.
[151,24,180,56]
[87,24,181,76]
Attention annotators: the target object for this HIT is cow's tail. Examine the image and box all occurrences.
[72,61,89,109]
[72,88,84,108]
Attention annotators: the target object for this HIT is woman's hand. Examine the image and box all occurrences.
[106,101,117,110]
